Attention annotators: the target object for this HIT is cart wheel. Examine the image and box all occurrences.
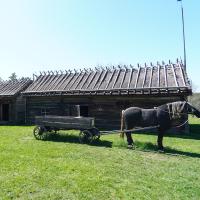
[90,128,101,141]
[79,130,93,143]
[33,126,47,140]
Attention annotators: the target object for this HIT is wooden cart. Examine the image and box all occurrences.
[33,115,100,143]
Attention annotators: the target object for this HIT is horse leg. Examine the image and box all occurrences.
[157,131,164,151]
[125,132,134,149]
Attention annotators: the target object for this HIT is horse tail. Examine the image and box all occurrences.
[120,110,125,138]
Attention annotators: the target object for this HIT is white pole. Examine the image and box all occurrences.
[178,0,187,69]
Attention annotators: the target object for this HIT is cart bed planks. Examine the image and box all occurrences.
[33,115,100,143]
[35,115,94,130]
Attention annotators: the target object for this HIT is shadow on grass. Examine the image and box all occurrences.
[163,123,200,141]
[45,132,112,148]
[44,132,200,158]
[135,141,200,158]
[189,124,200,134]
[131,123,200,141]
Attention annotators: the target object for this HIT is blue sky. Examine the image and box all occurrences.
[0,0,199,91]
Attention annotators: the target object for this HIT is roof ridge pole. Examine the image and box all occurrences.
[177,0,187,70]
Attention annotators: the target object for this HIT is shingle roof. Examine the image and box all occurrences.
[0,79,32,97]
[23,61,192,96]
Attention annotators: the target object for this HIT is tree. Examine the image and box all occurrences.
[188,93,200,110]
[19,77,29,82]
[8,72,17,81]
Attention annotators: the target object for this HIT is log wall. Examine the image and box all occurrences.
[15,96,26,124]
[0,96,26,124]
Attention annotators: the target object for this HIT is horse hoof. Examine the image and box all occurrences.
[127,145,134,150]
[158,149,164,153]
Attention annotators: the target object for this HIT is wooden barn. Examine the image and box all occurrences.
[22,61,192,130]
[0,79,32,124]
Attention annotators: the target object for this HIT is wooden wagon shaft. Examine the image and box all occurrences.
[100,125,160,135]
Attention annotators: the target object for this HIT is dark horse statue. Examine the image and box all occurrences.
[120,101,200,151]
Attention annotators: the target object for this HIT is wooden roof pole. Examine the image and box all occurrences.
[164,65,168,88]
[119,68,127,89]
[32,74,51,91]
[127,67,133,89]
[149,66,153,88]
[178,61,186,87]
[79,72,91,90]
[105,69,115,89]
[97,70,108,90]
[51,73,71,91]
[41,74,58,91]
[29,75,44,91]
[112,68,121,89]
[74,72,87,90]
[134,66,141,88]
[171,64,178,87]
[157,63,160,88]
[92,70,104,89]
[62,73,76,90]
[68,73,82,90]
[85,71,97,90]
[47,73,66,91]
[142,65,147,88]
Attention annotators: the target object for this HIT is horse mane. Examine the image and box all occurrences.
[167,101,186,119]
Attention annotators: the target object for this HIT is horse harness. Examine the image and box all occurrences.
[155,103,189,128]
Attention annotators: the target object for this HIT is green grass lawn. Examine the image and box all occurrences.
[1,117,200,200]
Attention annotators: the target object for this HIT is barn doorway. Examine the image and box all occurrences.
[80,105,89,117]
[2,104,10,121]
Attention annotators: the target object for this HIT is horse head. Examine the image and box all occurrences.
[186,102,200,118]
[167,101,188,119]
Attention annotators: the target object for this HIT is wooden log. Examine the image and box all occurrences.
[134,67,141,88]
[171,64,178,87]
